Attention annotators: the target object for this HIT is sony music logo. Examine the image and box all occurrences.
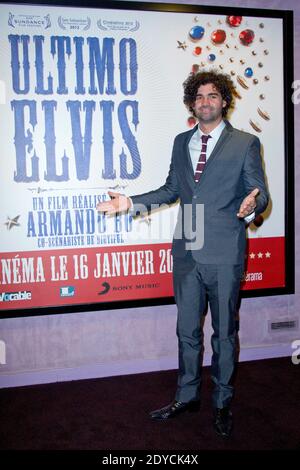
[0,291,32,301]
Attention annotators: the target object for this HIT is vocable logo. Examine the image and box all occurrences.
[0,291,31,302]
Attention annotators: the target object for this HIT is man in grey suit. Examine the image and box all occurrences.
[97,71,269,437]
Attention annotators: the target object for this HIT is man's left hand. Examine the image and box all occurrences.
[237,188,259,218]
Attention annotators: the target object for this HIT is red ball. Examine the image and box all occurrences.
[239,29,255,46]
[226,16,243,27]
[193,46,202,56]
[211,29,226,45]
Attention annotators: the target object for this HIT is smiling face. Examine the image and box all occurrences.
[192,83,227,126]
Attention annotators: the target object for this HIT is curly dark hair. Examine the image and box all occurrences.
[183,70,235,118]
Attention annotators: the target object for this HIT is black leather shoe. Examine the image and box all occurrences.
[213,407,233,437]
[150,400,200,420]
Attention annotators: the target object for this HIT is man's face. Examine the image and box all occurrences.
[192,83,226,124]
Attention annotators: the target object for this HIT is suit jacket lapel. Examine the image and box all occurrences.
[181,121,233,191]
[183,125,198,191]
[196,121,233,186]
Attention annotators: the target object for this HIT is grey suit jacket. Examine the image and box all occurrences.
[131,121,269,265]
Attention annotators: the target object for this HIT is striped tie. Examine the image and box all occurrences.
[194,134,211,183]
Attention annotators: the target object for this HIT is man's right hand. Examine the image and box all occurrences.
[96,191,131,215]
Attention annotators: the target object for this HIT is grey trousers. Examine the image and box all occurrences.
[173,253,243,409]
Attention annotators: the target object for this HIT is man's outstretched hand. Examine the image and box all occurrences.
[237,188,259,218]
[96,191,131,215]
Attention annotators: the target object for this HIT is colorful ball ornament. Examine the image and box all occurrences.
[193,46,202,56]
[189,25,205,40]
[239,29,255,46]
[226,16,242,27]
[192,64,200,74]
[244,67,254,78]
[211,29,226,45]
[208,53,216,62]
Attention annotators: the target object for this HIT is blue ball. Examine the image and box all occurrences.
[189,26,205,40]
[244,67,254,78]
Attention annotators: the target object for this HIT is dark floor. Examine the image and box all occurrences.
[0,357,299,451]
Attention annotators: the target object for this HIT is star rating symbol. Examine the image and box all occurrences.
[177,40,187,50]
[247,251,272,259]
[4,215,20,230]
